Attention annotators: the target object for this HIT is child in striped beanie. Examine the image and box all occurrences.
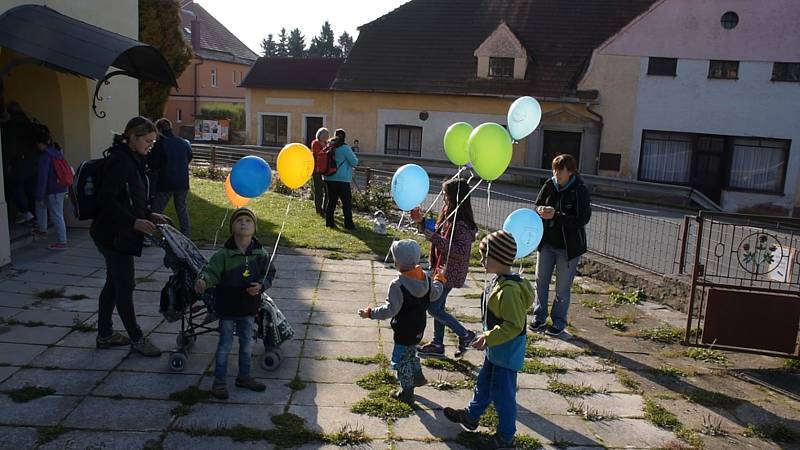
[443,230,534,449]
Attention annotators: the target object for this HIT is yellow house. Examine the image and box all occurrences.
[0,1,176,266]
[242,0,656,174]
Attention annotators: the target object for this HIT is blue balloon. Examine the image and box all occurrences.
[502,208,544,259]
[507,96,542,141]
[230,156,272,198]
[391,164,430,211]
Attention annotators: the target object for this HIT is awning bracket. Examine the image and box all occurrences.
[92,70,132,119]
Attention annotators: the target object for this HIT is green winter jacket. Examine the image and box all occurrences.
[199,236,276,318]
[482,274,535,371]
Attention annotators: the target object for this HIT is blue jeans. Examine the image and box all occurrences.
[467,356,518,442]
[214,317,255,383]
[533,243,580,331]
[427,287,469,345]
[391,344,421,390]
[153,190,190,236]
[36,192,67,243]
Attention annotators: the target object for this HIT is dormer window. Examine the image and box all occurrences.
[489,57,514,78]
[474,22,529,80]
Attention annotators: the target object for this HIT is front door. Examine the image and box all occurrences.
[690,135,726,203]
[542,131,581,169]
[305,116,324,146]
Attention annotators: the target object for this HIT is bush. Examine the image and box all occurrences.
[199,103,245,130]
[352,180,394,214]
[191,166,226,181]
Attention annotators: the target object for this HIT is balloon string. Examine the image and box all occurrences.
[421,166,465,217]
[482,182,493,306]
[262,196,291,285]
[384,212,406,265]
[438,179,483,226]
[443,173,463,269]
[212,207,231,248]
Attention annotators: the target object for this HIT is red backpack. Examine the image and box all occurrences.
[51,153,74,187]
[313,143,339,176]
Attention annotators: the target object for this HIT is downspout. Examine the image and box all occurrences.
[586,102,604,174]
[191,18,204,119]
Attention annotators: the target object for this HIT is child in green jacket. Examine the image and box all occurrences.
[444,230,534,449]
[195,207,276,399]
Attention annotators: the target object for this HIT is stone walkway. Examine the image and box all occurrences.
[0,229,775,449]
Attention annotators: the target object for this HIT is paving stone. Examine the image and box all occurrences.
[0,368,106,396]
[516,389,573,415]
[306,325,379,342]
[413,386,474,410]
[0,343,47,365]
[145,332,220,355]
[0,426,38,450]
[63,397,174,431]
[275,337,303,358]
[392,409,465,441]
[288,405,389,437]
[291,382,369,407]
[321,259,372,270]
[198,376,293,405]
[11,309,92,327]
[567,393,644,418]
[54,329,104,349]
[309,311,375,327]
[515,413,603,446]
[38,431,155,450]
[163,432,274,450]
[295,444,389,450]
[271,298,313,311]
[552,372,629,393]
[93,371,201,399]
[0,394,80,426]
[317,288,375,303]
[302,340,381,359]
[0,366,19,383]
[0,293,36,308]
[518,373,551,389]
[317,280,374,292]
[0,306,22,319]
[393,442,469,450]
[13,271,87,287]
[282,308,311,325]
[587,418,677,448]
[270,270,320,282]
[29,346,127,370]
[297,359,375,383]
[41,298,99,313]
[539,356,612,373]
[269,287,317,300]
[319,272,376,283]
[0,324,70,345]
[312,299,368,313]
[174,402,282,430]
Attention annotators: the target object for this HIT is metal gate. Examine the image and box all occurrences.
[685,211,800,359]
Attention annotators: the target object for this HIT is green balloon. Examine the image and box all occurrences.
[443,122,473,166]
[468,122,513,181]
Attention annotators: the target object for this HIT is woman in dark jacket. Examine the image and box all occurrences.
[91,116,170,356]
[530,154,591,336]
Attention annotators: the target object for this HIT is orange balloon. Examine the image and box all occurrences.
[225,174,250,208]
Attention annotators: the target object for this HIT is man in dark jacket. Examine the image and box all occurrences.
[530,154,591,336]
[150,118,193,236]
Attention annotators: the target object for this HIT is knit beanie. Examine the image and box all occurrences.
[479,230,517,266]
[390,239,421,271]
[230,207,257,234]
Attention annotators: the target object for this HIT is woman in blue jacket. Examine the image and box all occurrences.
[322,128,359,230]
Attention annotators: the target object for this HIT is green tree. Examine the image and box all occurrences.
[138,0,192,119]
[308,21,339,58]
[337,31,354,57]
[276,28,289,57]
[287,28,306,57]
[260,33,277,57]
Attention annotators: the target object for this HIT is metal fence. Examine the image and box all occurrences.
[191,145,687,276]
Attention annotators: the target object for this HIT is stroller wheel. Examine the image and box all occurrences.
[169,352,188,372]
[260,349,282,371]
[176,333,196,349]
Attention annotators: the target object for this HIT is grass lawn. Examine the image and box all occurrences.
[165,177,422,257]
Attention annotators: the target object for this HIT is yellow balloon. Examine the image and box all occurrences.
[225,174,250,208]
[277,143,314,189]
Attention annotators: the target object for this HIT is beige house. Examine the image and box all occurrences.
[242,0,656,175]
[0,1,176,266]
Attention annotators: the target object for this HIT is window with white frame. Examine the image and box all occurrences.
[261,114,288,146]
[639,131,692,184]
[176,108,182,123]
[728,138,788,193]
[211,68,217,87]
[385,125,422,157]
[232,70,236,84]
[489,57,515,78]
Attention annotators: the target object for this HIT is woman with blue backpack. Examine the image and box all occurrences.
[32,124,69,250]
[322,128,359,230]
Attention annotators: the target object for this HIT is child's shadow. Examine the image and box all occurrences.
[413,396,465,445]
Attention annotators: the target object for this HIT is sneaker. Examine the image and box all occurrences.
[47,242,67,251]
[443,407,479,431]
[529,322,547,333]
[96,331,131,349]
[15,212,34,224]
[235,376,266,392]
[413,371,428,387]
[391,388,414,405]
[417,342,445,358]
[212,382,229,400]
[130,337,161,357]
[455,330,477,358]
[483,434,515,450]
[545,326,564,337]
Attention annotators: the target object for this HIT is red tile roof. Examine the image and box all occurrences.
[180,1,257,64]
[241,57,344,90]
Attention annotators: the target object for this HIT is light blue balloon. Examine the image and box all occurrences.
[507,96,542,141]
[391,164,430,211]
[502,208,544,259]
[231,155,272,198]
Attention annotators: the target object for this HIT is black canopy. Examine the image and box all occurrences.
[0,4,177,87]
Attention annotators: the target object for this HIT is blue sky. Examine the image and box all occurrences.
[195,0,411,55]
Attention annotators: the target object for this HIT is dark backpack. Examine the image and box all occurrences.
[314,143,340,176]
[69,155,106,220]
[50,153,74,187]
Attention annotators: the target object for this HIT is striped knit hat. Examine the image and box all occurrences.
[230,207,258,234]
[479,230,517,266]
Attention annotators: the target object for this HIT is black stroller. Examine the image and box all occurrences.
[156,224,294,372]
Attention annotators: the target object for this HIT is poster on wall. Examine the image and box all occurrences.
[194,118,230,142]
